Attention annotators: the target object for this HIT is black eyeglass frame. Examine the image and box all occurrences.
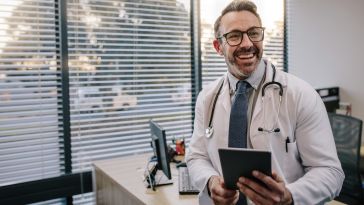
[217,26,265,46]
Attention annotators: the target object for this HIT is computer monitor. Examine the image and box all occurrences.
[147,120,172,189]
[316,87,340,113]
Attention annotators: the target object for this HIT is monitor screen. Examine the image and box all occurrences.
[149,120,171,180]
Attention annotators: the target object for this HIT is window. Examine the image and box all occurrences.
[1,0,192,204]
[67,2,194,201]
[0,0,63,186]
[67,0,192,171]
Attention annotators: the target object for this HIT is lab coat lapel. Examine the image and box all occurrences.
[220,76,231,114]
[202,75,226,131]
[204,75,231,147]
[250,61,287,150]
[219,76,232,147]
[203,89,216,131]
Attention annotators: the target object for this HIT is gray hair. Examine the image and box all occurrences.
[214,0,262,38]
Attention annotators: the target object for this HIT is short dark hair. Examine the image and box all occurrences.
[214,0,262,38]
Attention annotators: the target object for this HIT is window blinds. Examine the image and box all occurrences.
[1,1,192,204]
[0,0,63,186]
[67,0,192,174]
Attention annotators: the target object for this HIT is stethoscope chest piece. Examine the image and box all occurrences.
[205,127,214,138]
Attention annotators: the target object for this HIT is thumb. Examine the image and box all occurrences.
[272,171,283,182]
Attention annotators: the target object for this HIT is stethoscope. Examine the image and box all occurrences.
[205,64,283,139]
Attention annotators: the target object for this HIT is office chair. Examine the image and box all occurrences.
[328,113,364,205]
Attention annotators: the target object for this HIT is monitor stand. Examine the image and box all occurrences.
[144,163,173,190]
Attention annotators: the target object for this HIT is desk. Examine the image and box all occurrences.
[93,154,346,205]
[93,154,197,205]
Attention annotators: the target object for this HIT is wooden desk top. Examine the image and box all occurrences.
[93,153,198,205]
[93,154,347,205]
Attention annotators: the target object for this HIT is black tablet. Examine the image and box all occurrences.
[218,148,271,190]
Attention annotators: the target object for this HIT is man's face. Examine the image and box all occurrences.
[213,11,263,79]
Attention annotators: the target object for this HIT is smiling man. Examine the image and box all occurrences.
[186,0,344,205]
[213,9,263,79]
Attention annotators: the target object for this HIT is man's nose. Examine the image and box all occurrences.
[239,33,253,47]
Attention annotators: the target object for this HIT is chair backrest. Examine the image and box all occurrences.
[328,113,364,204]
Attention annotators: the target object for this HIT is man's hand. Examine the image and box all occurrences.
[208,175,239,205]
[236,171,293,205]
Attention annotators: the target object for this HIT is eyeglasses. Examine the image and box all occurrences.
[218,27,265,46]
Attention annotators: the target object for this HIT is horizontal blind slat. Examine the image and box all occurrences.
[0,0,63,187]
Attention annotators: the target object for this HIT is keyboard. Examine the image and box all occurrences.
[178,166,199,195]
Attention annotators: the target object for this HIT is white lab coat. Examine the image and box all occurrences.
[185,61,344,205]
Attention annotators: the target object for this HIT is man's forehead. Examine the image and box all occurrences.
[220,11,261,32]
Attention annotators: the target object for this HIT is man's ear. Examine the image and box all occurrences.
[213,39,223,56]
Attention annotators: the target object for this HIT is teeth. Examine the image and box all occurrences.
[237,53,254,59]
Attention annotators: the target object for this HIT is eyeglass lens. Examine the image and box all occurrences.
[225,27,264,46]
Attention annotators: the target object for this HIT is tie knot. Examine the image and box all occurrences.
[236,81,249,94]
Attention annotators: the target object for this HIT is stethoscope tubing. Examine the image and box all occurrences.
[205,63,283,138]
[205,78,224,138]
[259,64,283,133]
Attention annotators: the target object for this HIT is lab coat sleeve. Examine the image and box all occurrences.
[285,83,344,205]
[185,90,219,204]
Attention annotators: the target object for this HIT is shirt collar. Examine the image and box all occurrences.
[227,59,265,92]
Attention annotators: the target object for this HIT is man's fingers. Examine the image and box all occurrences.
[232,192,240,204]
[237,181,276,205]
[211,189,239,205]
[211,194,233,204]
[252,171,284,194]
[271,171,283,182]
[210,177,239,205]
[237,171,293,205]
[237,177,280,203]
[212,186,236,198]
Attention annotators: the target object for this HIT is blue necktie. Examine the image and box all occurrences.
[228,80,249,205]
[229,80,249,148]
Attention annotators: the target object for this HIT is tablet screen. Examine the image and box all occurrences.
[218,148,271,190]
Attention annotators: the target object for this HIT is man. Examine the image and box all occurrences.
[185,0,344,205]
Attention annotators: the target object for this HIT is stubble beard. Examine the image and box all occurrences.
[226,46,261,79]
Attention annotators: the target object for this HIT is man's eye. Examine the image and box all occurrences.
[249,32,259,37]
[227,33,240,40]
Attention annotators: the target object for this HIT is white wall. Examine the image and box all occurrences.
[287,0,364,140]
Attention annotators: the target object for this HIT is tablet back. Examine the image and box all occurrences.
[218,148,271,190]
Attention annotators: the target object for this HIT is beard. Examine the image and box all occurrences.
[225,45,262,79]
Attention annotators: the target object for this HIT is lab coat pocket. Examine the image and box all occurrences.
[283,141,303,183]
